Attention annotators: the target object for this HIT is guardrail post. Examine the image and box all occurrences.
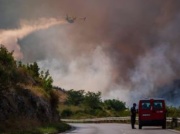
[171,117,178,128]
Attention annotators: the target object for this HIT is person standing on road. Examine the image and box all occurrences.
[131,103,137,129]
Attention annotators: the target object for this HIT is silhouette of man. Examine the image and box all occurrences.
[131,103,137,129]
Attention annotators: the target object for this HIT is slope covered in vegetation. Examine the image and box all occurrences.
[0,45,63,132]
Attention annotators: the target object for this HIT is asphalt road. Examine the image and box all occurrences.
[62,123,180,134]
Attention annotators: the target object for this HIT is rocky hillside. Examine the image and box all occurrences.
[0,86,59,123]
[0,45,60,130]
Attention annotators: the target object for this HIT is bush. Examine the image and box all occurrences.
[95,109,107,117]
[61,109,73,118]
[103,99,126,111]
[166,106,180,117]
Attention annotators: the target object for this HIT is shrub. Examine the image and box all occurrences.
[61,109,73,118]
[104,99,126,111]
[95,109,107,117]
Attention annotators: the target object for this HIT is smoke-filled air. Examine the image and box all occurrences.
[1,0,180,106]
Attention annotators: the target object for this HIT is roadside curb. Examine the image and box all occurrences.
[168,129,180,133]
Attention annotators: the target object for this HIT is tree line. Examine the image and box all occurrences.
[61,89,127,118]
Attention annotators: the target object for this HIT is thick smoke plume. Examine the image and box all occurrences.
[0,18,67,59]
[1,0,180,105]
[129,44,180,105]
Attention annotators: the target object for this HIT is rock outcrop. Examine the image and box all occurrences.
[0,87,59,124]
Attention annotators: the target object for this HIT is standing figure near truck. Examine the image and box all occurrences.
[131,103,137,129]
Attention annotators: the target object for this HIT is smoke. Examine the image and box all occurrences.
[38,46,114,92]
[0,18,67,59]
[129,44,177,104]
[1,0,180,106]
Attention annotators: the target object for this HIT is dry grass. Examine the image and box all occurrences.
[18,84,68,102]
[58,104,83,113]
[18,83,50,99]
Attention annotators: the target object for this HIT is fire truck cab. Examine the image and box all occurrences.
[138,98,166,129]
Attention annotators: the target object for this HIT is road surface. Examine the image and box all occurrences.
[62,123,180,134]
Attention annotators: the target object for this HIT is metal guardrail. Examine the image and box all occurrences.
[61,117,180,123]
[61,117,130,123]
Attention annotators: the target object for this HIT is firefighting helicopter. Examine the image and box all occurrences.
[66,14,86,23]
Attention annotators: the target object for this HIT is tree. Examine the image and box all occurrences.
[66,89,85,105]
[31,62,39,78]
[0,45,16,69]
[83,91,101,110]
[17,61,22,67]
[27,62,40,78]
[40,70,53,91]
